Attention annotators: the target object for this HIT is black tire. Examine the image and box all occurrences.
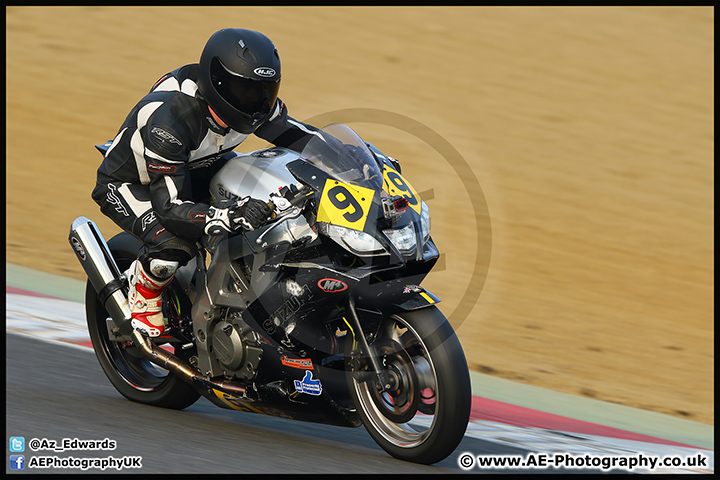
[85,233,201,410]
[347,305,471,464]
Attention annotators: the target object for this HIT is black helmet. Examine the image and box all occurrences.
[197,28,281,134]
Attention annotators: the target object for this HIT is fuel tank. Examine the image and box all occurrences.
[210,147,302,203]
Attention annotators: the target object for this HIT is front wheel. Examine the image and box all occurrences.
[347,306,471,464]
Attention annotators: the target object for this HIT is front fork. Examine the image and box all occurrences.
[344,296,393,393]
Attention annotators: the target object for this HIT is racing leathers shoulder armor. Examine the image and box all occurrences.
[93,63,321,240]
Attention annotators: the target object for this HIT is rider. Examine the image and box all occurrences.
[92,28,325,338]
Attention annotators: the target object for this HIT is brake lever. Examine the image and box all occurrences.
[254,186,307,246]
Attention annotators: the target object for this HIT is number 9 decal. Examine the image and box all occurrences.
[382,165,422,214]
[317,179,375,231]
[327,185,363,222]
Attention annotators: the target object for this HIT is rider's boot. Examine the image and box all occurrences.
[126,256,178,337]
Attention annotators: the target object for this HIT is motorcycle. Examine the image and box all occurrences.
[68,123,471,465]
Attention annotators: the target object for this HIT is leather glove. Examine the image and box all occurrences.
[204,198,273,235]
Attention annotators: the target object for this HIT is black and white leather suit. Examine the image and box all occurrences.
[92,63,321,264]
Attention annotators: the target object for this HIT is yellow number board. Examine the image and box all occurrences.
[317,179,375,231]
[382,165,422,214]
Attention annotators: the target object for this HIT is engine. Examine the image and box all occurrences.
[209,312,263,381]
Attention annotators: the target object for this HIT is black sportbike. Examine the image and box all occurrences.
[69,123,471,464]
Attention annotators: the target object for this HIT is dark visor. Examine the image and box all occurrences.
[210,57,280,117]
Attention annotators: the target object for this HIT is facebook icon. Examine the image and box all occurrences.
[9,454,25,470]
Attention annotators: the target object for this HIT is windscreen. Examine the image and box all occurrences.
[300,124,384,191]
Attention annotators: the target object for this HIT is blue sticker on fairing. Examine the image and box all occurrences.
[294,371,322,396]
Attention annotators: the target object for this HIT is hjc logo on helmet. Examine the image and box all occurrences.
[254,67,276,77]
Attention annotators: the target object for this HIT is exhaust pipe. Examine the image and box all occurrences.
[131,329,247,396]
[68,217,131,328]
[69,217,200,385]
[130,329,203,381]
[68,217,202,386]
[69,217,248,395]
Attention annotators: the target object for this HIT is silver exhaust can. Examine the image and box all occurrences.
[68,217,130,327]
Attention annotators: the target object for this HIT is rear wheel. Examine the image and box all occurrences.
[347,306,471,464]
[85,236,200,409]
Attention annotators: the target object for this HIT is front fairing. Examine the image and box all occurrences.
[194,126,441,388]
[287,124,436,267]
[207,124,440,343]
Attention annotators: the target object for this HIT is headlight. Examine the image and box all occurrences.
[319,223,388,256]
[383,223,416,254]
[420,201,430,242]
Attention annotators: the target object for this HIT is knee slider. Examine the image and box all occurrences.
[140,248,189,281]
[147,258,178,280]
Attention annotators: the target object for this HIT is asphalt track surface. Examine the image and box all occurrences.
[7,333,596,475]
[5,269,712,474]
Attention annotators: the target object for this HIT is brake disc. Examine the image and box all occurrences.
[368,340,420,424]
